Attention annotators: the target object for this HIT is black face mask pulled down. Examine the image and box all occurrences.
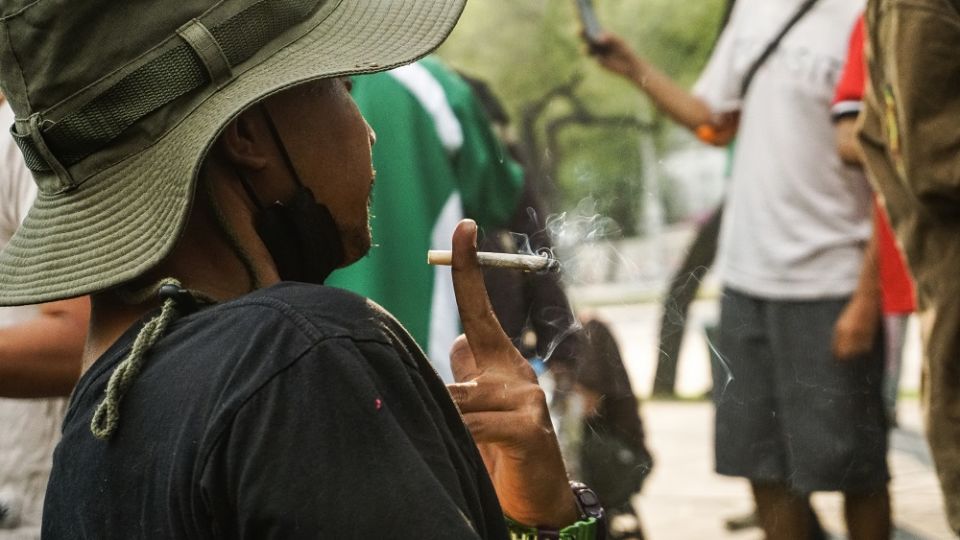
[253,184,345,285]
[240,102,346,285]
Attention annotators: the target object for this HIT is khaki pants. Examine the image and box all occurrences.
[860,0,960,533]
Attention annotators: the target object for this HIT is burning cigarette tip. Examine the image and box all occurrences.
[427,250,560,273]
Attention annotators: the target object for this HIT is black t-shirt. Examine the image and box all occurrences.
[43,283,508,539]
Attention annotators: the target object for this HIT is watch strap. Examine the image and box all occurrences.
[504,481,606,540]
[505,516,598,540]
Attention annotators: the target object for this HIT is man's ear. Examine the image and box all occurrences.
[218,110,270,171]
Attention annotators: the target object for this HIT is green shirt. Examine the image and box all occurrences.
[327,57,524,380]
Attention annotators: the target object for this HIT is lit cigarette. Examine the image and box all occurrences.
[427,250,560,273]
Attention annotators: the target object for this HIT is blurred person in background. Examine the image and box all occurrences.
[858,0,960,533]
[831,13,916,428]
[0,96,87,539]
[587,0,890,538]
[654,204,723,398]
[572,315,652,540]
[651,0,740,400]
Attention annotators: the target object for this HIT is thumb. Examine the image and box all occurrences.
[450,334,479,382]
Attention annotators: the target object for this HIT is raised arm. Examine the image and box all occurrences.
[591,32,739,146]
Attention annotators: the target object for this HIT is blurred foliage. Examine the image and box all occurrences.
[437,0,725,235]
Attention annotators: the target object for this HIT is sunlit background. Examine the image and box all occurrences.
[436,2,948,538]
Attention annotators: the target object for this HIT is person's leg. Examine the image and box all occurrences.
[715,292,832,540]
[715,289,794,536]
[715,289,788,477]
[725,493,825,539]
[844,487,891,540]
[882,314,909,426]
[653,206,723,396]
[805,500,828,540]
[766,297,890,534]
[751,481,810,540]
[918,304,960,534]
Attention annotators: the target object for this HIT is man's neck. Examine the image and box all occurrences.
[81,257,273,375]
[79,173,282,374]
[82,295,154,373]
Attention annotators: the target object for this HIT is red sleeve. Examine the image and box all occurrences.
[874,200,917,314]
[831,14,866,120]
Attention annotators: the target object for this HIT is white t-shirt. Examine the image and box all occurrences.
[0,101,67,539]
[694,0,872,299]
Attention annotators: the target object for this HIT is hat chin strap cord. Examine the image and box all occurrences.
[90,103,315,440]
[90,278,211,440]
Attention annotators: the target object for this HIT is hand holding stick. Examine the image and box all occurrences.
[445,219,578,529]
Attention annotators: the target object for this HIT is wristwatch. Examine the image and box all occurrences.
[506,481,606,540]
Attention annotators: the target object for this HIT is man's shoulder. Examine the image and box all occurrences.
[213,282,399,342]
[145,282,425,427]
[156,282,409,378]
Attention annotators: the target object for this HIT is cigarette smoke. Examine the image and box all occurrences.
[496,197,632,365]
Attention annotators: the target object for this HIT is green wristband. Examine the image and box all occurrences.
[505,516,598,540]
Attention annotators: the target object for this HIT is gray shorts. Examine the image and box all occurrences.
[714,288,890,493]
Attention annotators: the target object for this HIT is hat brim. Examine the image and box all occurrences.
[0,0,465,305]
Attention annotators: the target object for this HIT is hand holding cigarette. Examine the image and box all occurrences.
[445,219,579,528]
[428,250,560,273]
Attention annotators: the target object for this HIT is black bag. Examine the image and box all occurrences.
[580,423,653,509]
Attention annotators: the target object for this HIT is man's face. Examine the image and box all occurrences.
[262,78,376,266]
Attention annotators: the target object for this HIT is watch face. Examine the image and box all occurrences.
[579,489,600,508]
[569,481,606,540]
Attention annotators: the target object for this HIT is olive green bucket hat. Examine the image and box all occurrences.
[0,0,465,306]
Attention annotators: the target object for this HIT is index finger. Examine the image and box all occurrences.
[450,219,513,362]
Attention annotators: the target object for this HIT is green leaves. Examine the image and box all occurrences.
[438,0,725,235]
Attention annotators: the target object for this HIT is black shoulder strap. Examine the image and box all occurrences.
[739,0,822,98]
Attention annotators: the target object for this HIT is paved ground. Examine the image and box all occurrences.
[632,399,954,539]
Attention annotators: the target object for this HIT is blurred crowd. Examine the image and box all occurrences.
[586,0,958,538]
